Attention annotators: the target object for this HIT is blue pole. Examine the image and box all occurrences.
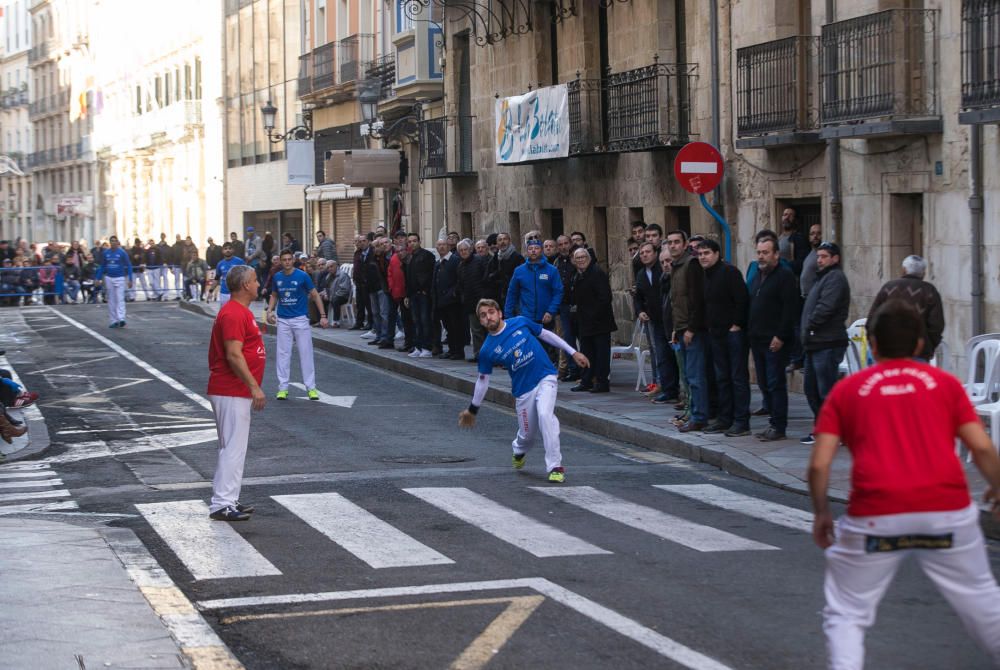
[699,193,731,263]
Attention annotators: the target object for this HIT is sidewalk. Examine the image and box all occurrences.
[180,301,990,513]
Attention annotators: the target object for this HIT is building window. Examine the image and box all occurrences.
[396,0,414,33]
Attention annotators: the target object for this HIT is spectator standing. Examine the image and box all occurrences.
[778,208,809,276]
[170,234,186,298]
[667,230,708,432]
[456,239,487,361]
[554,235,580,382]
[387,243,409,348]
[215,243,246,306]
[206,237,222,269]
[505,238,563,365]
[366,237,394,349]
[95,235,133,328]
[808,301,1000,669]
[433,238,464,359]
[799,223,823,301]
[145,239,167,300]
[316,230,337,261]
[405,233,435,358]
[280,232,301,254]
[63,250,82,303]
[867,255,944,362]
[569,247,616,393]
[129,238,150,300]
[543,239,558,264]
[633,223,663,276]
[569,231,598,264]
[747,237,798,441]
[484,232,523,307]
[698,239,751,436]
[325,261,352,326]
[206,264,265,522]
[351,235,373,331]
[244,227,262,259]
[475,239,490,258]
[800,242,850,445]
[228,232,245,260]
[0,239,14,263]
[635,241,679,403]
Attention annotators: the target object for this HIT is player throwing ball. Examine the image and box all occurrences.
[459,299,589,482]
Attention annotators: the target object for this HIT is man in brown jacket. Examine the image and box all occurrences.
[867,255,945,362]
[667,230,708,432]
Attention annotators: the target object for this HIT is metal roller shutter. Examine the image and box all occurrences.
[360,196,375,235]
[334,199,358,261]
[319,201,334,238]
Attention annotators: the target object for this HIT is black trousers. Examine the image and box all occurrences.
[578,332,611,388]
[355,284,371,327]
[436,303,466,353]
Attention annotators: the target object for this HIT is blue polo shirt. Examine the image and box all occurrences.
[215,257,245,295]
[271,268,315,319]
[477,316,557,398]
[95,247,133,281]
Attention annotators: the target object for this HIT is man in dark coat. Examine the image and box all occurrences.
[867,254,944,362]
[484,232,523,306]
[570,247,616,393]
[405,233,436,357]
[456,240,487,360]
[433,239,464,360]
[206,237,223,269]
[634,241,679,403]
[351,235,373,330]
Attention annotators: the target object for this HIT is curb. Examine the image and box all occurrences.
[0,354,50,462]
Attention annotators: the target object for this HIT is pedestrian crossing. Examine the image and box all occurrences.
[0,463,78,515]
[137,484,818,581]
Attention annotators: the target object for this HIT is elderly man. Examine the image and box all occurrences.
[325,261,353,327]
[351,235,373,331]
[457,239,487,360]
[405,233,436,357]
[867,255,944,362]
[207,264,265,521]
[485,232,523,306]
[433,238,464,359]
[570,247,616,392]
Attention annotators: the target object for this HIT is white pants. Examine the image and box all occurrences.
[172,266,183,294]
[824,503,1000,669]
[148,267,165,298]
[106,276,126,324]
[219,292,231,306]
[512,374,562,472]
[276,315,315,391]
[188,283,201,301]
[209,394,252,513]
[134,272,151,300]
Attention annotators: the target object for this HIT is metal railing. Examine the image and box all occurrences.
[604,59,696,151]
[820,9,940,124]
[364,54,397,100]
[419,115,475,179]
[298,53,313,97]
[963,0,1000,110]
[298,34,376,98]
[737,36,818,136]
[567,76,604,154]
[28,41,49,65]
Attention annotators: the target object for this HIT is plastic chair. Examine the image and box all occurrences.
[963,333,1000,370]
[611,319,650,391]
[972,355,1000,461]
[965,338,1000,406]
[930,340,948,372]
[839,318,868,376]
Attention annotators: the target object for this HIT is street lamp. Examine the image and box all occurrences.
[261,100,313,143]
[358,79,384,138]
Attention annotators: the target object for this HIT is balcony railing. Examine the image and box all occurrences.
[737,36,819,138]
[364,54,397,101]
[298,34,376,99]
[28,41,49,65]
[419,116,475,179]
[962,0,1000,112]
[820,9,940,125]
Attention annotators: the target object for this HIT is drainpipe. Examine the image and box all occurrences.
[826,0,842,244]
[970,123,984,335]
[709,0,723,218]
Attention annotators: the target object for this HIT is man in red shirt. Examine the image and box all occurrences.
[809,301,1000,668]
[207,264,266,521]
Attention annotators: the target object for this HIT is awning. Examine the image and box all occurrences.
[305,184,366,201]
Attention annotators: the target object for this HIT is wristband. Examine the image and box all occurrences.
[467,404,479,415]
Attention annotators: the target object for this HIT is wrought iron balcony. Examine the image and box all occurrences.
[567,76,603,155]
[819,9,941,138]
[736,36,821,148]
[364,54,397,101]
[961,0,1000,124]
[298,34,376,100]
[419,116,475,179]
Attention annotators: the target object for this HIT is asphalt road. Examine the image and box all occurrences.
[4,302,999,669]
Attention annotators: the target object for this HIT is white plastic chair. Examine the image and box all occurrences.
[965,338,1000,406]
[972,349,1000,461]
[340,264,356,327]
[611,319,650,391]
[930,340,948,372]
[839,318,868,376]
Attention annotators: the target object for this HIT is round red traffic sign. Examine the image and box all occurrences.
[673,142,724,195]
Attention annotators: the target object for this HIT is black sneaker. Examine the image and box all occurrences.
[702,422,731,434]
[799,433,816,445]
[724,425,751,437]
[235,502,255,514]
[757,427,786,442]
[209,505,251,521]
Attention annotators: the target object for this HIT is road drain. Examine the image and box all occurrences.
[378,455,475,464]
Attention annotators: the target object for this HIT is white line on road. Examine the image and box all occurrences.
[288,383,357,408]
[135,500,281,580]
[273,492,454,568]
[46,308,213,411]
[0,478,63,489]
[0,470,57,480]
[0,489,71,503]
[0,462,52,471]
[56,423,215,435]
[196,577,733,670]
[533,486,778,552]
[0,500,79,515]
[34,354,119,374]
[655,484,814,533]
[404,487,611,558]
[43,429,218,465]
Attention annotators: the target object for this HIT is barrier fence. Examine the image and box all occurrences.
[0,265,217,304]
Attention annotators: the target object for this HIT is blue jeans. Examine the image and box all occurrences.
[750,339,790,432]
[804,346,847,420]
[558,305,578,375]
[680,332,709,423]
[647,321,679,398]
[711,329,751,428]
[376,290,393,343]
[411,292,432,351]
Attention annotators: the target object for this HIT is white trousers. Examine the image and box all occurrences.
[276,315,315,391]
[209,394,252,513]
[106,276,126,324]
[188,283,201,301]
[512,374,562,472]
[219,292,231,306]
[134,272,151,299]
[172,266,183,293]
[824,503,1000,669]
[148,267,165,297]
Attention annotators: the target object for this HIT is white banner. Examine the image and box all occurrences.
[287,140,315,185]
[495,84,570,164]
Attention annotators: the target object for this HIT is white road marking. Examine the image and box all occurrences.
[0,489,71,503]
[288,383,357,408]
[26,324,68,332]
[0,462,52,471]
[0,478,63,490]
[680,161,719,174]
[533,486,778,552]
[135,500,281,580]
[42,429,218,465]
[35,354,119,373]
[46,308,213,411]
[273,492,454,568]
[57,406,209,422]
[0,470,57,480]
[655,484,814,533]
[0,500,79,515]
[56,423,215,435]
[196,577,733,670]
[404,487,611,557]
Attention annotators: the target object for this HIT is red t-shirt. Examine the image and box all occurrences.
[207,300,266,398]
[815,359,976,516]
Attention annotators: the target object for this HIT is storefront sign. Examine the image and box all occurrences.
[495,84,569,164]
[287,140,316,185]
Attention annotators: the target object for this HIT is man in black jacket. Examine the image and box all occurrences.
[206,237,222,269]
[405,233,436,357]
[366,237,393,348]
[748,237,799,441]
[351,235,373,330]
[170,234,186,299]
[570,248,616,392]
[800,242,850,445]
[698,239,751,436]
[484,232,523,306]
[456,240,487,361]
[668,230,708,433]
[554,235,580,381]
[433,239,464,359]
[867,254,944,362]
[634,241,678,403]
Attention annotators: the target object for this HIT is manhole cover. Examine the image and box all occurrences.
[378,455,475,464]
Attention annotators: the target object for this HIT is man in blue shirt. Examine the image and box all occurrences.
[95,235,133,328]
[459,299,589,483]
[215,243,246,305]
[504,239,563,365]
[266,249,328,400]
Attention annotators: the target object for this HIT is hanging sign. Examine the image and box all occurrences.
[495,84,569,164]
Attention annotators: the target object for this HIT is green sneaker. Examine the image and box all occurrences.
[307,389,320,400]
[547,468,565,483]
[512,453,526,470]
[275,390,289,400]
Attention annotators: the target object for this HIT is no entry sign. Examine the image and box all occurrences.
[674,142,724,195]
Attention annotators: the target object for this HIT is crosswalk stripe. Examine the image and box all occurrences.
[533,486,779,553]
[0,471,58,480]
[0,462,52,471]
[0,478,64,490]
[135,500,281,580]
[655,484,814,533]
[273,492,454,569]
[0,500,79,515]
[404,487,611,558]
[0,489,71,503]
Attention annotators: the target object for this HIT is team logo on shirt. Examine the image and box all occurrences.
[539,274,549,280]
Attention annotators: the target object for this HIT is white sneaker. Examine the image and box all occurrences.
[408,349,421,358]
[360,330,376,340]
[418,349,433,358]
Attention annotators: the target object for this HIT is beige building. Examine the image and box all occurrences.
[0,0,33,243]
[433,0,992,367]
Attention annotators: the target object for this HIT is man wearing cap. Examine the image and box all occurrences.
[800,241,850,445]
[504,238,563,365]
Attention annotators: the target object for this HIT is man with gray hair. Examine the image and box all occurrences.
[868,254,945,362]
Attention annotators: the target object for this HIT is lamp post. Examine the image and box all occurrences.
[358,79,385,139]
[261,100,313,143]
